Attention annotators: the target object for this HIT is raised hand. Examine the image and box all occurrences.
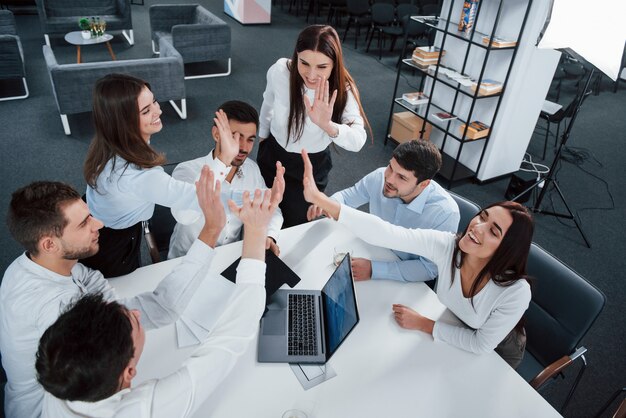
[214,109,239,166]
[301,149,341,220]
[227,189,277,231]
[301,149,321,204]
[270,161,285,208]
[303,78,338,135]
[196,165,226,247]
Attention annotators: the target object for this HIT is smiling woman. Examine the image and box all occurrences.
[257,25,372,227]
[301,150,535,368]
[81,74,241,278]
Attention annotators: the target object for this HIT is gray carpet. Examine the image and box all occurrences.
[0,0,625,417]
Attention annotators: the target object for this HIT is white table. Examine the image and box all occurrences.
[110,219,561,418]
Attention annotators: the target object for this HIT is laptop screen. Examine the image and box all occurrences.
[321,254,359,359]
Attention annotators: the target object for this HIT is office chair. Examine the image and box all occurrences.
[366,3,398,60]
[143,163,179,263]
[538,94,579,160]
[0,10,29,101]
[342,0,371,49]
[594,387,626,418]
[518,243,606,414]
[447,190,480,234]
[143,204,177,263]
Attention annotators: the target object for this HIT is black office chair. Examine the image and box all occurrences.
[594,387,626,418]
[143,204,177,263]
[396,14,429,67]
[447,190,480,234]
[342,0,371,48]
[365,3,398,60]
[518,243,606,414]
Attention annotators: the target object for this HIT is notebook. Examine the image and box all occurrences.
[257,254,359,364]
[221,249,301,306]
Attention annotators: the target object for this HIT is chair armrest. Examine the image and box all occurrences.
[149,4,197,34]
[0,35,24,78]
[0,10,17,35]
[115,0,131,19]
[530,346,587,390]
[142,221,161,263]
[158,37,183,61]
[194,6,227,25]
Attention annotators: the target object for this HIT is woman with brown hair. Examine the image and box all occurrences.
[301,150,533,368]
[257,25,371,227]
[81,73,241,277]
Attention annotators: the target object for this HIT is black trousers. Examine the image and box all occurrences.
[257,135,332,228]
[80,222,142,278]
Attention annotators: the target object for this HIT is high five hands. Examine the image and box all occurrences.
[214,109,240,165]
[303,77,339,136]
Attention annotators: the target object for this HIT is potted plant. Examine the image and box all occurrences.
[78,18,91,39]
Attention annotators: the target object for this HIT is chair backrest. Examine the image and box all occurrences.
[39,0,119,17]
[447,191,480,234]
[396,3,418,19]
[0,10,17,35]
[346,0,369,15]
[524,243,605,367]
[371,3,395,24]
[420,3,440,15]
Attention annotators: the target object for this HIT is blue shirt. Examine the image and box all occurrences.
[331,167,460,282]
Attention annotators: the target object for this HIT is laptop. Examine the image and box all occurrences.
[257,253,360,364]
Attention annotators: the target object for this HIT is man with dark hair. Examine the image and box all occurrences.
[168,100,284,259]
[308,140,459,283]
[36,181,281,417]
[0,167,232,418]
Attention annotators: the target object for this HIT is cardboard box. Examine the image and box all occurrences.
[390,112,432,143]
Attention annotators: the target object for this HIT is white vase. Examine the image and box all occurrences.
[81,30,91,40]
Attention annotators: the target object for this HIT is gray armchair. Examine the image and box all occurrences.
[35,0,134,46]
[43,37,186,135]
[149,4,231,79]
[0,10,28,101]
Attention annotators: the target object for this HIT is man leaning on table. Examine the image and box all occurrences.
[168,100,283,259]
[307,139,460,282]
[0,132,246,418]
[35,167,284,417]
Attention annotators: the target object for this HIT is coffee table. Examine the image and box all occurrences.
[64,31,116,64]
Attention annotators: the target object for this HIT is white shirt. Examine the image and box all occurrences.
[338,205,531,354]
[0,240,216,418]
[42,259,266,418]
[86,156,230,229]
[168,150,283,259]
[258,58,367,153]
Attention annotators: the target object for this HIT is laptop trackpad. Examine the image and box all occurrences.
[262,310,286,336]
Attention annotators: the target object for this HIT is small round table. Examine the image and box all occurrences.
[64,31,116,64]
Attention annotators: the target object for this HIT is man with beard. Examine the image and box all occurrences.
[307,140,459,283]
[168,101,284,259]
[0,168,232,418]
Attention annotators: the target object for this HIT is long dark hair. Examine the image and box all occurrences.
[286,25,371,143]
[84,74,166,189]
[451,201,534,304]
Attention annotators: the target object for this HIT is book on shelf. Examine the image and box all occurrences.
[459,120,490,139]
[458,0,478,33]
[471,79,503,95]
[401,92,429,106]
[431,112,457,122]
[412,46,445,59]
[482,36,517,48]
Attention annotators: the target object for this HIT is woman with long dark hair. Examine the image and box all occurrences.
[257,25,371,227]
[301,150,533,367]
[81,74,243,277]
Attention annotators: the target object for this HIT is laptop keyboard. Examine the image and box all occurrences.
[287,294,318,356]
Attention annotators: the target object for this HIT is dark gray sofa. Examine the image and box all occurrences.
[43,38,186,135]
[35,0,134,46]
